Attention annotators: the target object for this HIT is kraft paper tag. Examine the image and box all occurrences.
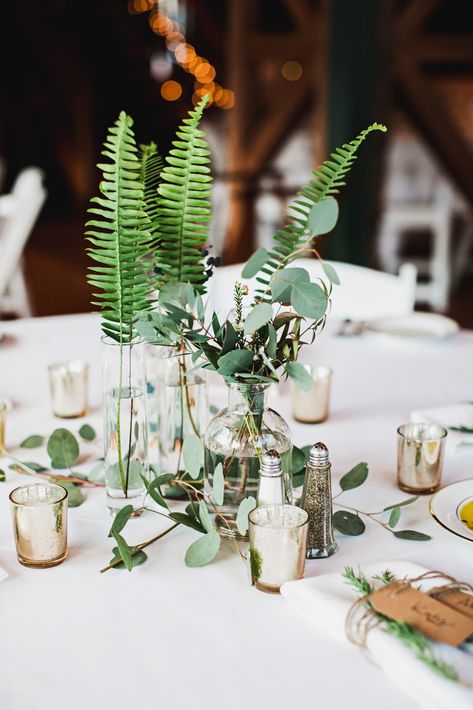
[435,591,473,621]
[369,582,473,646]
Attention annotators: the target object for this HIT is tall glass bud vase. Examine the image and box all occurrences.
[102,336,149,513]
[204,383,292,539]
[158,346,209,495]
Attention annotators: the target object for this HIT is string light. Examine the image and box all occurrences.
[281,60,303,81]
[128,1,235,109]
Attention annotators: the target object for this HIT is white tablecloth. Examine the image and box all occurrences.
[1,314,473,710]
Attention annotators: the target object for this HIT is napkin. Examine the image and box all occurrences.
[281,560,473,710]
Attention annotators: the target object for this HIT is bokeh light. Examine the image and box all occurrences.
[161,80,183,101]
[281,60,303,81]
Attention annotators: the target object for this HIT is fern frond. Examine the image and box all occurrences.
[85,111,155,343]
[255,123,387,297]
[140,141,164,241]
[155,96,212,293]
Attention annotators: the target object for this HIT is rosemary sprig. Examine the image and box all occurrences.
[343,567,459,682]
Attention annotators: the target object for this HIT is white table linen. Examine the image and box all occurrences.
[1,313,473,710]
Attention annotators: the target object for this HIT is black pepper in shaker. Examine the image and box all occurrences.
[300,442,338,559]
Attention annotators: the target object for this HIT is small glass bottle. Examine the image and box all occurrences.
[300,442,338,559]
[257,450,284,507]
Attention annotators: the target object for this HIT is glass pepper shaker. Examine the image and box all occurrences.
[300,442,338,559]
[257,450,284,507]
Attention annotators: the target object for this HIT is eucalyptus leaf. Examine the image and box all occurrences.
[339,462,368,491]
[217,349,253,377]
[50,479,84,508]
[141,474,170,509]
[383,496,418,511]
[88,459,105,482]
[270,268,309,303]
[308,197,339,235]
[109,546,147,570]
[333,510,365,536]
[78,424,96,442]
[20,435,44,449]
[109,504,134,538]
[290,281,328,320]
[185,531,221,567]
[198,499,214,534]
[242,247,269,278]
[388,507,401,529]
[168,512,206,534]
[112,531,133,571]
[9,461,48,473]
[182,435,203,480]
[236,496,257,536]
[243,303,272,335]
[0,469,5,482]
[212,463,224,506]
[322,262,340,285]
[285,362,314,392]
[393,530,431,541]
[292,445,308,474]
[47,428,79,469]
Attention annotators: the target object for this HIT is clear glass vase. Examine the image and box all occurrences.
[102,337,149,513]
[204,383,292,538]
[154,346,209,496]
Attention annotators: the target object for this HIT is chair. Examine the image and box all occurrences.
[0,167,46,317]
[207,259,417,322]
[377,134,468,312]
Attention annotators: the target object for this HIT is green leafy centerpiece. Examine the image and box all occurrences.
[138,122,387,534]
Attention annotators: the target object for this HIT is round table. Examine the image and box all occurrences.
[1,313,472,710]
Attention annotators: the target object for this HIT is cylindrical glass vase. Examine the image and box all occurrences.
[204,383,292,539]
[102,337,149,513]
[154,346,209,495]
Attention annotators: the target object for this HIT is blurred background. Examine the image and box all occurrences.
[1,0,472,324]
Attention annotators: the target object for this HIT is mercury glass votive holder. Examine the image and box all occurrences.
[0,400,7,458]
[248,505,308,593]
[48,360,89,418]
[292,365,332,424]
[397,423,447,494]
[10,483,68,568]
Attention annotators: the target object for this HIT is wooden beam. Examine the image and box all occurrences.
[414,36,473,64]
[396,58,473,206]
[397,0,440,37]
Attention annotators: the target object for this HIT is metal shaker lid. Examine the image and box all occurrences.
[260,449,282,476]
[309,442,329,465]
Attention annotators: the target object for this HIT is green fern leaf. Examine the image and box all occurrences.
[155,97,212,293]
[85,111,155,343]
[140,141,164,241]
[255,123,387,298]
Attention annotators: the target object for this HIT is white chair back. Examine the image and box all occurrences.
[0,167,46,313]
[207,259,417,322]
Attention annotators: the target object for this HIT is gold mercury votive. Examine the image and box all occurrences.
[10,483,68,568]
[48,360,89,418]
[248,505,308,593]
[292,364,332,423]
[397,422,447,494]
[0,400,7,458]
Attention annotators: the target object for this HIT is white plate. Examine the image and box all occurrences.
[430,478,473,541]
[364,312,459,342]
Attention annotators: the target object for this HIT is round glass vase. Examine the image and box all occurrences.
[204,382,292,539]
[102,336,149,514]
[148,345,209,497]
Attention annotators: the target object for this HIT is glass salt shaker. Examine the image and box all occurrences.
[300,442,338,559]
[257,450,284,507]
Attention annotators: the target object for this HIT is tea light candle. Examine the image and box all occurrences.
[10,483,68,568]
[397,423,447,494]
[48,360,89,418]
[292,365,332,423]
[248,505,308,593]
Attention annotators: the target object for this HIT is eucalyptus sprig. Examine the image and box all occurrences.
[343,567,459,681]
[5,425,103,507]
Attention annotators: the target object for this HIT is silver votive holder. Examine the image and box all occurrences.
[0,399,7,458]
[48,360,89,418]
[292,364,332,423]
[397,422,447,494]
[10,483,68,568]
[248,504,308,593]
